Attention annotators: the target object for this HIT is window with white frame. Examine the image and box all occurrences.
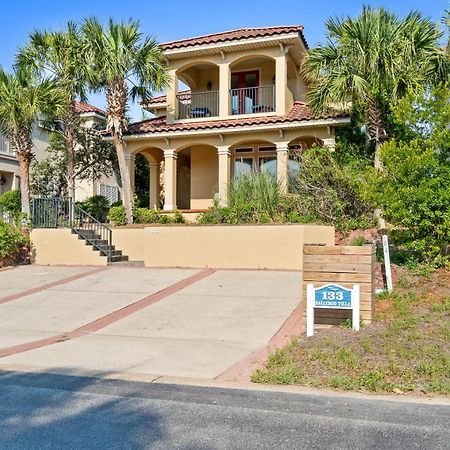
[232,145,277,178]
[100,184,119,205]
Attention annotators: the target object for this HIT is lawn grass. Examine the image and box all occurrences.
[252,268,450,395]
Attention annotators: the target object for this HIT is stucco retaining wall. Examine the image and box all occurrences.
[30,229,107,266]
[142,224,334,270]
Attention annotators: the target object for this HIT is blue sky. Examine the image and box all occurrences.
[0,0,447,120]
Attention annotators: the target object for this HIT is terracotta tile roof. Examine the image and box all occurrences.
[160,26,308,51]
[75,101,107,116]
[145,89,190,106]
[125,102,347,135]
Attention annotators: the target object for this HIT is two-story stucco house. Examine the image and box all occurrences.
[121,26,350,212]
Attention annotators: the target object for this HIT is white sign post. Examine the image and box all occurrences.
[382,235,393,293]
[306,283,360,337]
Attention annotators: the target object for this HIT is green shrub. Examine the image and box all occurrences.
[108,205,126,226]
[77,195,110,222]
[0,220,28,259]
[158,215,170,224]
[0,190,21,217]
[134,208,161,224]
[289,146,375,232]
[364,85,450,264]
[228,171,281,223]
[171,209,186,224]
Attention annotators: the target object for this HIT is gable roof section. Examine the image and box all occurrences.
[75,101,107,116]
[125,102,347,136]
[160,26,308,51]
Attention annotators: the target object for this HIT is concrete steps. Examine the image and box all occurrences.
[72,228,129,263]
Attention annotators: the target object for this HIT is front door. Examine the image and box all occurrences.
[231,70,259,114]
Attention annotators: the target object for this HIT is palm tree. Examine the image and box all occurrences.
[0,67,63,214]
[17,22,87,200]
[302,7,449,167]
[81,18,168,224]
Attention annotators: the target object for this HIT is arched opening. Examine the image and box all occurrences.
[287,136,324,184]
[176,62,219,119]
[229,55,276,115]
[134,153,150,207]
[230,140,277,179]
[176,143,218,210]
[133,147,164,209]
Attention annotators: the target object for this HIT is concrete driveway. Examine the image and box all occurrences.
[0,265,301,381]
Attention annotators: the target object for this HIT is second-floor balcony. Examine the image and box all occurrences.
[176,85,276,120]
[177,90,219,120]
[230,85,275,115]
[0,136,15,157]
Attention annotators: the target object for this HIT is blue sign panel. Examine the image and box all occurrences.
[314,284,352,308]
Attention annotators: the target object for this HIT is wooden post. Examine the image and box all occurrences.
[303,245,375,325]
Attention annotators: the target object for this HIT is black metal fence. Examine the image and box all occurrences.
[31,197,113,259]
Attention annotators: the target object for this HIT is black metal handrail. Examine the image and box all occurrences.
[31,197,113,260]
[72,202,113,260]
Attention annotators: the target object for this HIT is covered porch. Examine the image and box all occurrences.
[123,126,336,213]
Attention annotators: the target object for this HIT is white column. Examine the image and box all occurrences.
[276,142,290,194]
[219,62,230,118]
[163,150,177,211]
[166,69,179,124]
[217,145,231,206]
[149,162,160,209]
[11,174,19,191]
[275,54,287,116]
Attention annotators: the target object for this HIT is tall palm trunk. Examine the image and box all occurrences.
[107,82,133,224]
[64,100,77,200]
[18,153,31,215]
[367,97,387,169]
[11,132,33,215]
[112,132,133,224]
[367,97,387,228]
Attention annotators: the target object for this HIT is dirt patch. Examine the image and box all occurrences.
[252,267,450,395]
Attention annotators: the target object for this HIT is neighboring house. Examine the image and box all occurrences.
[121,25,350,211]
[0,101,121,205]
[0,123,48,197]
[73,101,121,204]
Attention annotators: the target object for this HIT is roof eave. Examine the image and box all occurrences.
[120,116,350,141]
[162,32,306,59]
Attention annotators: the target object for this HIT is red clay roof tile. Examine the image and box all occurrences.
[160,26,308,51]
[125,102,347,135]
[75,101,107,116]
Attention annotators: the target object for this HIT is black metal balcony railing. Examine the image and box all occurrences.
[230,85,275,115]
[177,91,219,120]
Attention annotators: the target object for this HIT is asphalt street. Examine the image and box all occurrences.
[0,371,448,449]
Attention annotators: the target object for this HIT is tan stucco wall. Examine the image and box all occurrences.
[30,229,107,266]
[111,227,146,261]
[190,145,218,209]
[143,224,334,270]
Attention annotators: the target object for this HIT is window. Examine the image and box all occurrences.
[100,184,119,205]
[233,157,253,177]
[235,147,253,153]
[232,144,277,179]
[259,156,277,177]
